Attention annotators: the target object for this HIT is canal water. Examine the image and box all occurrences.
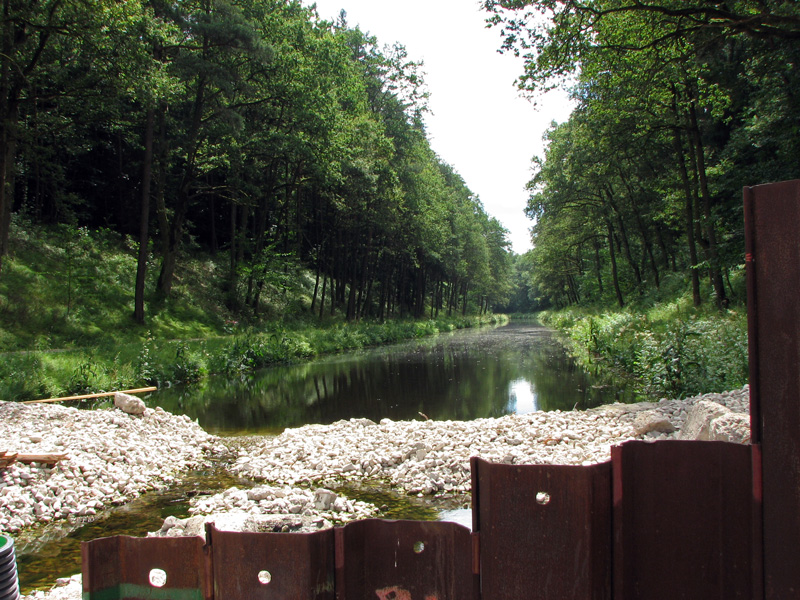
[16,322,638,593]
[153,322,637,435]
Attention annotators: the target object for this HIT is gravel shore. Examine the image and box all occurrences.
[2,387,751,600]
[0,401,225,534]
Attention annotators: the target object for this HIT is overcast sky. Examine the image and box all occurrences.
[305,0,574,254]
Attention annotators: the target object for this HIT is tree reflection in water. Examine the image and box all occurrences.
[153,323,639,435]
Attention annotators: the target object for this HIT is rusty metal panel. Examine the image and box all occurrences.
[744,179,800,598]
[334,518,477,600]
[471,457,611,600]
[612,440,760,600]
[82,535,211,600]
[208,525,335,600]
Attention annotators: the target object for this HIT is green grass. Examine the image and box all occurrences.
[538,294,748,399]
[0,221,232,350]
[0,219,507,402]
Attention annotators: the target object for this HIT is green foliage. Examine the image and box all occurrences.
[0,221,507,400]
[168,343,206,384]
[488,0,800,312]
[540,302,748,398]
[67,359,101,396]
[135,339,158,386]
[0,221,232,351]
[0,353,52,401]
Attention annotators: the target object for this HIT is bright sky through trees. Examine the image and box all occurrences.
[307,0,575,253]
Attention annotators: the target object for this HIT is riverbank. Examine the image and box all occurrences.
[0,400,226,534]
[1,315,506,404]
[538,305,748,399]
[4,388,751,599]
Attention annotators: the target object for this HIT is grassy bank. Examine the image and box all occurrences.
[0,314,505,402]
[538,299,748,399]
[0,221,506,402]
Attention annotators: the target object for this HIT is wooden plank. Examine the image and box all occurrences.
[1,452,68,469]
[0,452,18,468]
[22,387,157,404]
[17,453,69,466]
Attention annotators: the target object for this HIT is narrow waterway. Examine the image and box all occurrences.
[16,321,638,593]
[154,322,637,435]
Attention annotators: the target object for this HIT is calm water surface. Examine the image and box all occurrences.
[153,322,637,434]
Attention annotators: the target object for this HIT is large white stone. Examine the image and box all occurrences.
[632,410,676,436]
[679,400,733,441]
[313,489,337,511]
[113,392,146,415]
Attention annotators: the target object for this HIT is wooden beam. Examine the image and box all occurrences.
[0,452,70,468]
[22,386,157,404]
[17,453,69,466]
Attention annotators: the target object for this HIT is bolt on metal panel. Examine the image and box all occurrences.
[471,457,612,600]
[612,440,760,600]
[207,525,335,600]
[334,518,477,600]
[744,179,800,598]
[81,535,211,600]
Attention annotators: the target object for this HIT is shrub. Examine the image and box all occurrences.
[541,304,748,399]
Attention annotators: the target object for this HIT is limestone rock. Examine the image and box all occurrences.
[113,392,146,416]
[679,400,732,441]
[632,410,676,436]
[708,412,751,444]
[313,489,337,511]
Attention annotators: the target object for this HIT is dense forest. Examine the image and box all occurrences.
[486,0,800,311]
[0,0,513,326]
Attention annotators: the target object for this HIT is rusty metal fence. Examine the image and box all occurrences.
[82,180,800,599]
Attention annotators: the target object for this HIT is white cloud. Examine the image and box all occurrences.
[307,0,574,253]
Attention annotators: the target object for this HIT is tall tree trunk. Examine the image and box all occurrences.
[157,74,206,296]
[318,272,327,320]
[654,227,673,273]
[592,236,604,297]
[605,189,642,286]
[0,11,48,277]
[672,125,701,306]
[0,68,20,276]
[688,100,727,309]
[0,108,17,276]
[618,170,660,289]
[229,201,237,282]
[330,273,336,317]
[156,197,188,296]
[362,278,374,319]
[134,106,156,324]
[606,219,624,308]
[311,262,320,314]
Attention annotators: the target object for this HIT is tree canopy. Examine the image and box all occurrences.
[485,0,800,310]
[1,0,513,323]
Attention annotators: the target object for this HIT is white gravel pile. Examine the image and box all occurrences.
[23,576,81,600]
[147,484,379,539]
[231,386,750,495]
[189,484,377,523]
[0,400,225,534]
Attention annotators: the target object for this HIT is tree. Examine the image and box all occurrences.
[2,0,514,324]
[488,0,800,309]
